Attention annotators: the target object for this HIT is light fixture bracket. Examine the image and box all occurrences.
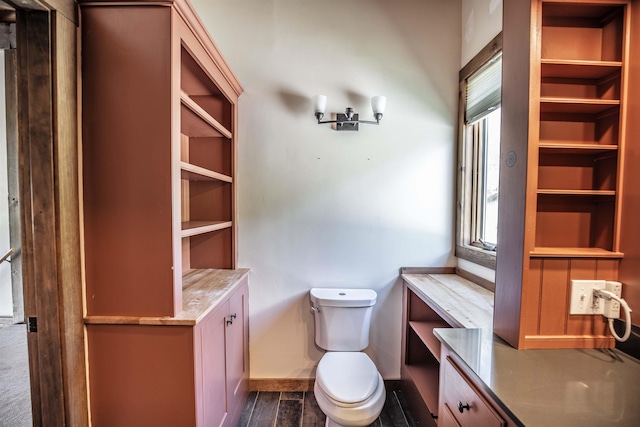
[336,113,359,131]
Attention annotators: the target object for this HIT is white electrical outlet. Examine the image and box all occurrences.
[569,280,606,315]
[603,281,622,319]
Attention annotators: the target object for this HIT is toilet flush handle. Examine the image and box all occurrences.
[310,306,320,314]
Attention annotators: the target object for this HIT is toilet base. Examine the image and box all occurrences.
[325,417,348,427]
[314,372,385,427]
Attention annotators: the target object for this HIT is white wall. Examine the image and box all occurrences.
[461,0,502,67]
[0,50,12,317]
[192,0,461,379]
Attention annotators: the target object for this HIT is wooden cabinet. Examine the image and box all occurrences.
[86,275,249,427]
[81,0,242,318]
[438,347,513,427]
[80,1,248,425]
[400,272,494,427]
[495,0,637,349]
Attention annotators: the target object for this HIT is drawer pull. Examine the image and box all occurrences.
[458,401,470,413]
[226,314,237,325]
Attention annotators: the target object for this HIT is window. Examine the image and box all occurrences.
[456,34,502,269]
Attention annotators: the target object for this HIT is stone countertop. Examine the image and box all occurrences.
[435,327,640,427]
[85,268,250,326]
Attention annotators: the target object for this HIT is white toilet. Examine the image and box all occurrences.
[310,288,386,427]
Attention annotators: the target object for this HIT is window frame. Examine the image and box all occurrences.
[455,33,502,270]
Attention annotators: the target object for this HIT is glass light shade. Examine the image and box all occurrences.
[371,96,387,114]
[314,95,328,114]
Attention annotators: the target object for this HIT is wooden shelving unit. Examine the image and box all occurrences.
[496,0,634,350]
[80,1,248,425]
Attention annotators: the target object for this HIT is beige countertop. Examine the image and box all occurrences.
[85,268,250,326]
[402,273,494,330]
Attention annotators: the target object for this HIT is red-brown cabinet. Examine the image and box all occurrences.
[79,0,247,425]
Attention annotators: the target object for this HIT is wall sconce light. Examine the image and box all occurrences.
[313,95,386,131]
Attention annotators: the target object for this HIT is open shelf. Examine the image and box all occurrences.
[182,220,232,238]
[181,95,232,139]
[537,151,617,192]
[405,363,440,418]
[537,189,615,196]
[409,320,450,363]
[541,3,625,62]
[539,98,619,114]
[538,142,618,154]
[531,247,623,258]
[181,162,232,183]
[540,59,622,79]
[535,193,615,250]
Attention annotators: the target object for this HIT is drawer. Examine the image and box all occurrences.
[441,355,506,427]
[440,403,462,427]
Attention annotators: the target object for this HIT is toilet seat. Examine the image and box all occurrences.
[316,352,379,405]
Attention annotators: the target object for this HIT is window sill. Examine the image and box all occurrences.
[455,244,496,270]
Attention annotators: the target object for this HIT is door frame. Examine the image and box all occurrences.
[11,0,87,425]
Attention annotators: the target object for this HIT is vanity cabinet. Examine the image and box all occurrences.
[438,347,515,427]
[400,271,494,427]
[496,0,639,349]
[86,272,249,427]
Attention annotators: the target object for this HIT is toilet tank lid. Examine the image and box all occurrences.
[310,288,377,307]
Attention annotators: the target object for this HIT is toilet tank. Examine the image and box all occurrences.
[310,288,377,351]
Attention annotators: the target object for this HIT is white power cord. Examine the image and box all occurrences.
[594,289,633,342]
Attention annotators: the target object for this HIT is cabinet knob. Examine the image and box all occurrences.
[458,401,470,413]
[230,313,237,320]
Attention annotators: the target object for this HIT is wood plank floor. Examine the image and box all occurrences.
[238,386,414,427]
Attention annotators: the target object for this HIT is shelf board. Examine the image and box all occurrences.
[181,162,232,183]
[409,320,450,363]
[182,221,232,238]
[181,92,232,139]
[530,247,624,258]
[538,142,618,154]
[404,363,440,416]
[540,59,622,79]
[540,97,620,114]
[537,189,615,196]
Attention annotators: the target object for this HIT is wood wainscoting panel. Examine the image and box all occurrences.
[523,257,619,348]
[538,259,570,335]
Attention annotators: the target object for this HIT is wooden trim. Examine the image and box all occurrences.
[248,379,404,393]
[16,6,88,426]
[522,335,614,349]
[456,34,502,271]
[400,267,456,275]
[17,10,66,425]
[11,0,77,24]
[460,32,503,82]
[52,11,89,426]
[455,245,496,270]
[249,378,315,392]
[455,267,495,293]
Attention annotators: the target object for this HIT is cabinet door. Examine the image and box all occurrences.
[200,302,229,427]
[225,282,248,417]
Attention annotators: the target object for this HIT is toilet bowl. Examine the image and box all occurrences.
[314,352,386,427]
[309,288,386,427]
